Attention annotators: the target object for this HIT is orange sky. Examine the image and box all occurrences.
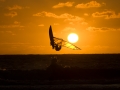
[0,0,120,54]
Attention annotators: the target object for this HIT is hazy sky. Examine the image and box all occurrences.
[0,0,120,54]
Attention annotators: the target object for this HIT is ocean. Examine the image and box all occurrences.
[0,54,120,90]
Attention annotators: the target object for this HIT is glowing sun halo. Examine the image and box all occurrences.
[67,33,78,43]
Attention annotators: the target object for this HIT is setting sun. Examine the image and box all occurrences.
[67,33,79,43]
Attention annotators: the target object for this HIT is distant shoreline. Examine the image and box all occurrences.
[0,53,120,55]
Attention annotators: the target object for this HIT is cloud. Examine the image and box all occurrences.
[33,11,84,23]
[7,5,23,10]
[75,1,104,8]
[33,11,57,17]
[53,2,74,8]
[6,5,30,10]
[0,31,16,35]
[64,15,83,22]
[33,11,74,19]
[92,10,120,19]
[0,21,24,28]
[5,31,16,35]
[4,11,17,17]
[86,27,117,32]
[14,21,20,24]
[38,24,44,26]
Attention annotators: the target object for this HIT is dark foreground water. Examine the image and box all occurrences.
[0,54,120,90]
[0,84,120,90]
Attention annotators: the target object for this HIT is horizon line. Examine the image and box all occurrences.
[0,53,120,55]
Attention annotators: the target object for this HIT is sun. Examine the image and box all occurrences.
[67,33,78,43]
